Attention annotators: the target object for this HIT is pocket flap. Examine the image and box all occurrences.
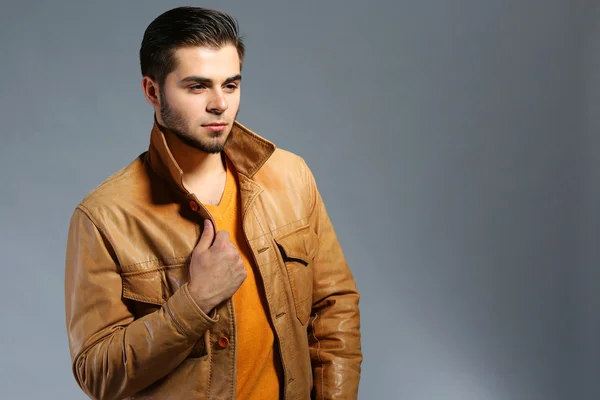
[122,270,166,306]
[274,224,318,264]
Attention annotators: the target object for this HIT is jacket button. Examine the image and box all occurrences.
[189,200,199,212]
[217,335,230,349]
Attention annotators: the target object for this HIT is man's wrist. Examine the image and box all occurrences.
[187,282,216,315]
[164,284,219,338]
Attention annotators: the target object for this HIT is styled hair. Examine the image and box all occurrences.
[140,6,245,85]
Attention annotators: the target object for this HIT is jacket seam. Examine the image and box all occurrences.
[76,204,106,237]
[76,204,122,268]
[269,217,310,239]
[121,292,162,305]
[121,263,187,276]
[206,330,213,399]
[165,300,193,337]
[300,157,317,217]
[227,300,236,398]
[248,207,287,392]
[123,256,189,269]
[311,312,324,400]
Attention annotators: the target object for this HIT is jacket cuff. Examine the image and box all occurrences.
[165,283,219,338]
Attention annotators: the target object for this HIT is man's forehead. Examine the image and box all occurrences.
[171,45,240,79]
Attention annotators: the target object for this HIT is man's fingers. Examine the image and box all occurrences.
[196,219,215,252]
[213,230,231,247]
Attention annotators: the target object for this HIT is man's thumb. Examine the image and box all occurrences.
[196,219,215,252]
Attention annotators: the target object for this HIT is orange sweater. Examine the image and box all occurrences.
[204,156,282,399]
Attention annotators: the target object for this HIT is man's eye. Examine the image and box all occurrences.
[190,85,206,91]
[225,84,238,91]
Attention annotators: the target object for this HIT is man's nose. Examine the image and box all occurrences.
[207,90,228,113]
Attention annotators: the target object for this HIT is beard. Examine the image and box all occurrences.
[159,89,236,154]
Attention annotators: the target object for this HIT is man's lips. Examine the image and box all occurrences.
[202,123,227,132]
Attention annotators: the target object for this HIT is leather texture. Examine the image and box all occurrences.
[64,120,362,399]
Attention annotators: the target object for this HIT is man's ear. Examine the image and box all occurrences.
[142,77,160,107]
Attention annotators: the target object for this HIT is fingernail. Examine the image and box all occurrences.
[204,220,210,228]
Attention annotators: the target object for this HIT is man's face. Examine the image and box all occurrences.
[157,45,241,154]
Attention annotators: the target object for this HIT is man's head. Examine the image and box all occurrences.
[140,7,245,153]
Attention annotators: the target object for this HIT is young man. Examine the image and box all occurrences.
[64,6,362,400]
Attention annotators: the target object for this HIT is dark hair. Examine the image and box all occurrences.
[140,6,245,86]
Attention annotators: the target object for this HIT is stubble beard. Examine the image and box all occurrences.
[159,89,237,154]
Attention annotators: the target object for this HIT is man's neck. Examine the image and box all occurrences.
[163,129,226,195]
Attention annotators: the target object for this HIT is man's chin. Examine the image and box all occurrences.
[194,136,229,154]
[170,129,230,153]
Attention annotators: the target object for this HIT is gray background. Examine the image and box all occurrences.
[0,0,598,399]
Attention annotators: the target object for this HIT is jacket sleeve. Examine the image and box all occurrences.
[64,206,218,400]
[302,161,363,400]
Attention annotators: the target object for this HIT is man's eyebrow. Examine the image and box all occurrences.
[224,74,242,84]
[179,74,242,85]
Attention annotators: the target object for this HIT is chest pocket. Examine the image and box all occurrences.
[274,224,318,325]
[121,264,208,358]
[121,268,171,319]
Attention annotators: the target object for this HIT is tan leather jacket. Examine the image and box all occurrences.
[64,120,362,400]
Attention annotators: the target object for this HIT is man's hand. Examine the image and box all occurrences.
[188,219,246,314]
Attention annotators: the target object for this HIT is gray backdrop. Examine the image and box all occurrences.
[0,1,598,399]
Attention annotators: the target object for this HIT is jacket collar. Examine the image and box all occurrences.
[147,116,276,194]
